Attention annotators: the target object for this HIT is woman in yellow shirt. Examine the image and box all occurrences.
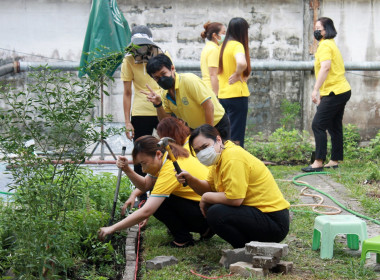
[302,17,351,172]
[98,135,210,248]
[200,21,226,95]
[176,124,290,248]
[217,17,251,148]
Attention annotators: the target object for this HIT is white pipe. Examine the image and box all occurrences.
[15,60,380,73]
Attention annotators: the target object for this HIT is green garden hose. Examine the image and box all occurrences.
[0,191,13,195]
[292,172,380,225]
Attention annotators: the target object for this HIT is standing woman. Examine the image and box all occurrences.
[218,17,251,148]
[302,17,351,172]
[176,124,290,249]
[200,21,226,95]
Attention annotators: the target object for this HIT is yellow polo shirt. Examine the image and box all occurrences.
[150,152,208,201]
[162,73,225,129]
[120,55,162,116]
[206,141,290,212]
[218,40,250,99]
[201,41,219,90]
[314,39,351,96]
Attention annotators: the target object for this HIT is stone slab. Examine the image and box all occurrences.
[219,248,253,269]
[229,261,266,278]
[146,256,178,270]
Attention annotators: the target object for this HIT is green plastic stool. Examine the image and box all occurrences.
[312,215,368,259]
[360,235,380,265]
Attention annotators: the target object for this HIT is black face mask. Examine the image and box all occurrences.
[157,76,175,90]
[314,30,323,41]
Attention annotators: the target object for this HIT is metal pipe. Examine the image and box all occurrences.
[15,60,380,73]
[0,63,15,76]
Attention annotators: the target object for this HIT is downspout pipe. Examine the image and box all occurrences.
[15,60,380,73]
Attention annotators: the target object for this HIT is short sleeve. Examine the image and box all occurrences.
[220,159,249,199]
[232,42,245,57]
[318,42,333,62]
[207,48,219,68]
[120,56,134,81]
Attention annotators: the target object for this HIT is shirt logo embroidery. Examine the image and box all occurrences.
[182,97,189,105]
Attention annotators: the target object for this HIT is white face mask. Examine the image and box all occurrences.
[196,143,221,166]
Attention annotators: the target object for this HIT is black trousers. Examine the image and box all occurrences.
[153,195,209,243]
[206,204,289,248]
[312,90,351,161]
[131,116,159,199]
[219,97,248,148]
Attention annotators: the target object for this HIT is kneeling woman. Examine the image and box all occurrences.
[176,124,290,248]
[98,135,210,247]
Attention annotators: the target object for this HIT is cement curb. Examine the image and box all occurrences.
[122,225,140,280]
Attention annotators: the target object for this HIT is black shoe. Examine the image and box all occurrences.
[301,165,324,172]
[324,165,339,169]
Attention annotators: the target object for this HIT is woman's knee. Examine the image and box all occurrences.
[206,204,227,226]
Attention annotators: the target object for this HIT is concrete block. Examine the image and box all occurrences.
[128,226,139,232]
[271,261,294,274]
[252,256,279,269]
[229,262,266,278]
[122,264,135,280]
[245,241,289,258]
[125,237,136,247]
[146,256,178,270]
[127,231,138,239]
[219,248,253,269]
[126,250,136,261]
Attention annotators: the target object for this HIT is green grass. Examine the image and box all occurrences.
[137,160,379,279]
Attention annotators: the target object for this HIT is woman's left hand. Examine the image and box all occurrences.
[199,198,210,217]
[228,72,243,85]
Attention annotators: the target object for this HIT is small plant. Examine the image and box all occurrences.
[343,123,362,159]
[279,99,301,130]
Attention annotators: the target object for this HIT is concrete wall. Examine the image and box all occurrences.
[1,0,379,139]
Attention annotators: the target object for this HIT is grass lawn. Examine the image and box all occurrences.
[137,161,379,279]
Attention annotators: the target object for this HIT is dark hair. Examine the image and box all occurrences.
[157,117,190,146]
[201,21,223,41]
[132,135,188,164]
[146,54,172,77]
[218,17,251,77]
[318,17,337,39]
[189,124,222,156]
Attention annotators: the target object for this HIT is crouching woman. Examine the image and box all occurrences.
[98,135,210,248]
[176,124,290,248]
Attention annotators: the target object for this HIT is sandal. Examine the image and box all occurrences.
[166,240,194,248]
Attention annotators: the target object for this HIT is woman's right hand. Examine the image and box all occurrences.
[176,170,190,185]
[116,156,129,172]
[125,122,134,140]
[311,89,320,105]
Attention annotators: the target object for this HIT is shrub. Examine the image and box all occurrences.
[246,128,313,163]
[0,61,129,278]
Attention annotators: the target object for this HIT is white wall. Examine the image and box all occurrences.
[0,0,379,139]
